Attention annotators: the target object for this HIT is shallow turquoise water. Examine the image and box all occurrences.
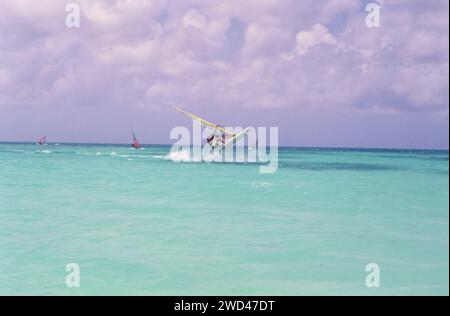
[0,143,448,295]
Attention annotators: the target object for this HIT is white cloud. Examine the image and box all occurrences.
[243,24,266,55]
[295,24,337,55]
[0,0,448,116]
[182,9,208,29]
[0,69,11,86]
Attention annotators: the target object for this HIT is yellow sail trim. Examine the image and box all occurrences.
[174,107,235,136]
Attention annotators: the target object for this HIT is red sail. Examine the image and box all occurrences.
[38,136,47,145]
[131,129,141,149]
[132,139,141,149]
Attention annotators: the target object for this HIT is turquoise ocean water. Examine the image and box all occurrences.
[0,143,448,295]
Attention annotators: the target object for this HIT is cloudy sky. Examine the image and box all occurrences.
[0,0,448,148]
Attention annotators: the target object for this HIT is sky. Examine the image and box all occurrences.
[0,0,448,149]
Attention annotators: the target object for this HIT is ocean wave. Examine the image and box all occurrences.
[134,155,154,159]
[164,150,224,163]
[163,150,260,164]
[164,150,193,162]
[250,181,275,188]
[36,150,52,154]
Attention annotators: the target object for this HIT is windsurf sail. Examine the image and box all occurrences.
[131,128,141,149]
[37,136,47,145]
[224,127,251,147]
[174,107,235,137]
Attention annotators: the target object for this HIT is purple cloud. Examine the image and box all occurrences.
[0,0,448,148]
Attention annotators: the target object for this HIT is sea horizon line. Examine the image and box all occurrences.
[0,141,448,152]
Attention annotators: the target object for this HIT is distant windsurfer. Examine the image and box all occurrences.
[131,128,141,149]
[37,136,46,145]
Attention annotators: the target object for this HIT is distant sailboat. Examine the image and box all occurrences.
[37,136,47,145]
[131,128,141,149]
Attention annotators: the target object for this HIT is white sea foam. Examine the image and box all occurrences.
[115,154,132,158]
[165,150,192,162]
[250,181,275,188]
[164,150,251,164]
[203,151,223,163]
[134,155,153,159]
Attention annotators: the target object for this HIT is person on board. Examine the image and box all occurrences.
[207,134,215,147]
[207,130,226,149]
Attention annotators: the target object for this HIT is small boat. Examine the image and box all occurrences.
[37,136,47,145]
[131,128,141,149]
